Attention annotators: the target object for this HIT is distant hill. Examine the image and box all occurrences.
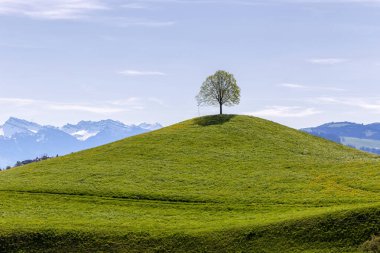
[0,115,379,252]
[302,122,380,154]
[0,117,162,168]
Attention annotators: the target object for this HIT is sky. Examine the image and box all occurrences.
[1,0,380,128]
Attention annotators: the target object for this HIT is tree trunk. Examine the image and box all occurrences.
[219,103,223,115]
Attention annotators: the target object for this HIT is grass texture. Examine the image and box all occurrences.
[0,115,379,252]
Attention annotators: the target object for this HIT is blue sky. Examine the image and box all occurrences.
[1,0,380,128]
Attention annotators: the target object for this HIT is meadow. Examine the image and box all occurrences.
[0,115,379,252]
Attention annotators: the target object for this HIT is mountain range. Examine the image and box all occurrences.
[302,121,380,154]
[0,117,162,168]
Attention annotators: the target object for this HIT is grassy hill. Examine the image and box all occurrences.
[0,115,379,252]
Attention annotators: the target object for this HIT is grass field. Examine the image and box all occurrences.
[0,115,379,252]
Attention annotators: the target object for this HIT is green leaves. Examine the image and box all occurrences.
[196,70,241,114]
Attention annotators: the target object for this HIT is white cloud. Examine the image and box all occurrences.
[317,97,380,113]
[279,83,307,89]
[119,70,167,76]
[0,98,38,106]
[246,106,321,118]
[278,83,345,91]
[307,58,348,65]
[0,96,168,116]
[110,97,142,106]
[0,97,142,114]
[0,0,108,20]
[49,104,126,114]
[94,16,175,27]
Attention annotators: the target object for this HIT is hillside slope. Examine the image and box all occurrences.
[0,115,379,252]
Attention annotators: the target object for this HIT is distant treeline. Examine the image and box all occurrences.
[344,144,380,155]
[307,132,380,155]
[359,147,380,155]
[0,154,57,171]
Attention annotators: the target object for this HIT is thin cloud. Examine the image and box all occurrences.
[0,43,46,49]
[0,0,175,27]
[49,104,126,114]
[278,83,345,92]
[317,97,380,113]
[109,97,142,106]
[247,106,321,118]
[94,16,175,27]
[307,58,348,65]
[0,97,141,114]
[119,70,167,76]
[0,98,38,106]
[279,83,307,89]
[0,0,108,20]
[112,97,165,106]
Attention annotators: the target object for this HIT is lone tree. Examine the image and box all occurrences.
[196,70,240,115]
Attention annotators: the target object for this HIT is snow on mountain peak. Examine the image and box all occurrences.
[61,119,161,141]
[2,117,42,138]
[0,117,162,141]
[61,119,125,140]
[71,130,99,141]
[0,117,163,168]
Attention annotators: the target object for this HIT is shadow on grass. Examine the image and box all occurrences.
[194,114,236,126]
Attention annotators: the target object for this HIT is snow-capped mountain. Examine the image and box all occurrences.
[63,120,133,141]
[0,118,162,168]
[1,117,43,138]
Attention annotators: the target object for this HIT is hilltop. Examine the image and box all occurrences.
[0,115,379,252]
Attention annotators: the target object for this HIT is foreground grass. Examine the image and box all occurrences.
[0,115,379,251]
[1,191,379,252]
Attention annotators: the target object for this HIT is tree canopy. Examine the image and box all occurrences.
[196,70,240,114]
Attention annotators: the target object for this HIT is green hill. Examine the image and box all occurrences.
[0,115,379,252]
